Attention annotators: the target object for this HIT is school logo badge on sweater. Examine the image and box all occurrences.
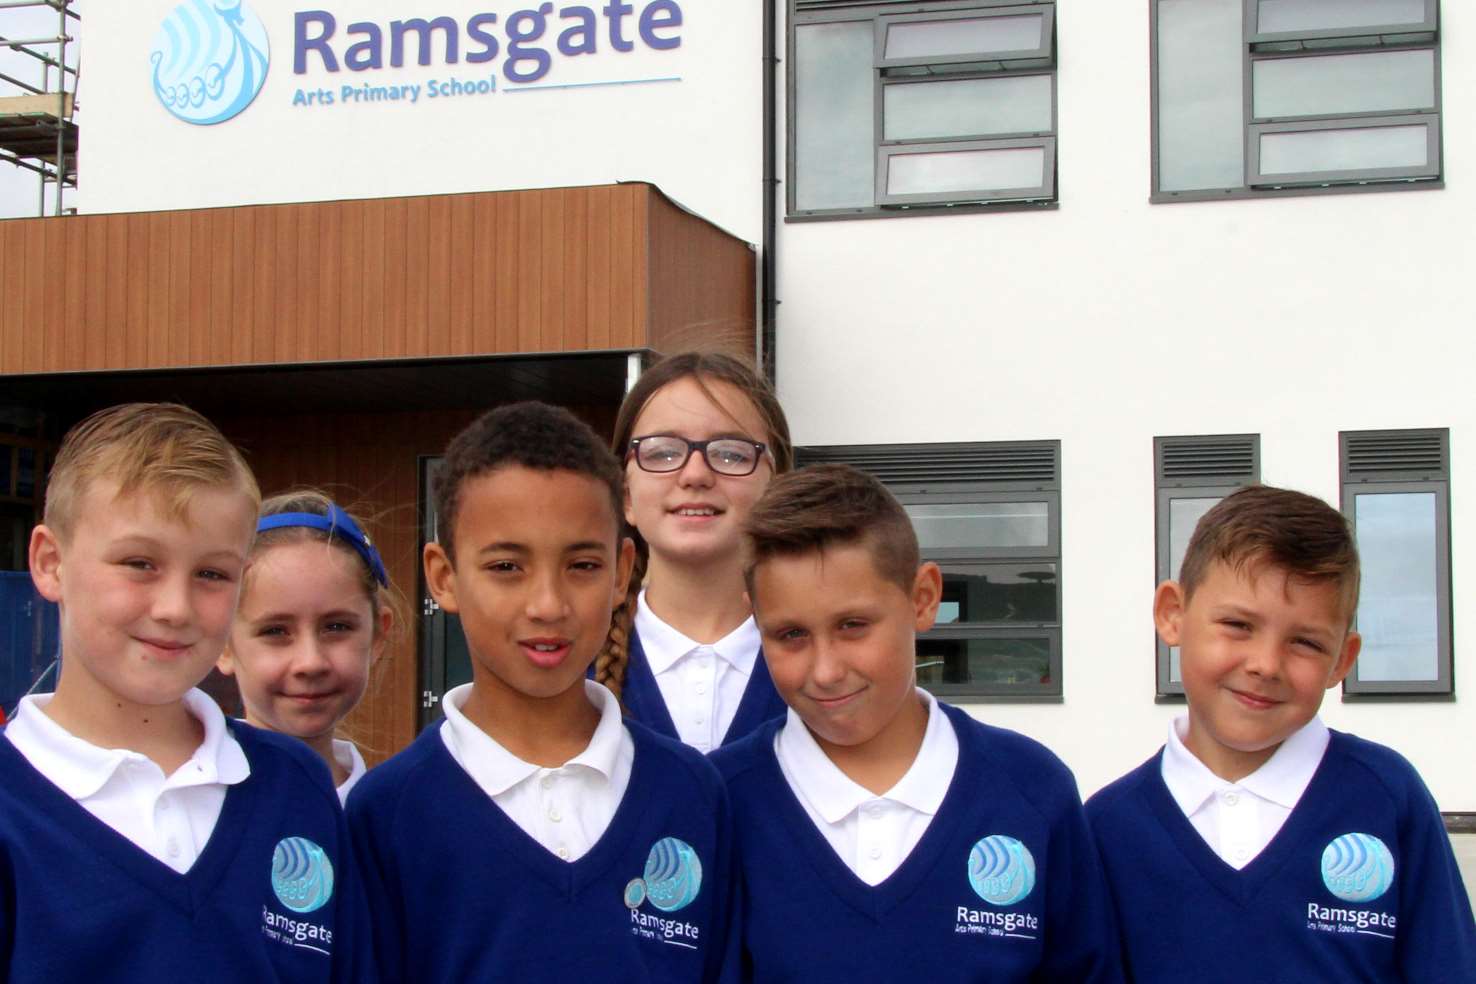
[956,835,1041,939]
[625,837,704,949]
[1305,833,1398,941]
[260,837,336,956]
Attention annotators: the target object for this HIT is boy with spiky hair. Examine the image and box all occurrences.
[1087,484,1476,982]
[713,463,1123,982]
[2,402,370,982]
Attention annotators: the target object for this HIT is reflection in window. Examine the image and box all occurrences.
[1354,492,1439,682]
[916,636,1053,690]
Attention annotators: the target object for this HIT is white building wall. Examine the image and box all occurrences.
[775,1,1476,808]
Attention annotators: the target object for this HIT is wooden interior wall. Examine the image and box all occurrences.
[216,403,618,764]
[0,185,682,375]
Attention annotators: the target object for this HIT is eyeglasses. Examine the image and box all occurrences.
[628,436,769,476]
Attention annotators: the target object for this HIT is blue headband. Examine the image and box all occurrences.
[256,503,389,587]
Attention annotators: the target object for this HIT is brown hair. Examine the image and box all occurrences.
[248,489,409,645]
[45,402,259,538]
[433,402,624,565]
[743,464,920,600]
[1177,484,1361,623]
[594,351,793,696]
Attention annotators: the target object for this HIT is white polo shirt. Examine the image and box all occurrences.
[635,588,761,752]
[3,688,251,874]
[332,738,367,805]
[775,687,958,886]
[439,679,633,862]
[1160,714,1329,869]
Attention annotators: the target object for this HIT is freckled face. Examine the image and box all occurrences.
[1158,559,1360,780]
[753,543,939,756]
[623,377,774,569]
[223,541,380,741]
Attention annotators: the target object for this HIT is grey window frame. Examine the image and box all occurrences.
[1339,428,1453,698]
[797,439,1063,700]
[1149,0,1442,203]
[789,0,1058,221]
[1153,434,1260,698]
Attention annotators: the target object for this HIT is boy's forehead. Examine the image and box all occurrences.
[1193,556,1350,624]
[80,478,256,535]
[455,466,619,538]
[751,542,904,606]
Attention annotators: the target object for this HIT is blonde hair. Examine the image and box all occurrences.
[594,351,792,698]
[45,402,259,538]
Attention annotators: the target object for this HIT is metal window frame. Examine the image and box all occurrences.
[917,625,1062,700]
[875,4,1056,71]
[1248,47,1439,123]
[1245,0,1437,45]
[1339,428,1453,698]
[789,0,1059,219]
[1247,113,1440,187]
[1148,0,1443,203]
[877,137,1056,206]
[1152,434,1260,698]
[879,71,1056,144]
[796,439,1063,700]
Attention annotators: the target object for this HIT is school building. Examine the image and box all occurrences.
[2,0,1473,836]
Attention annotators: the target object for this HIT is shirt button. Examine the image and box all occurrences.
[694,716,705,726]
[1234,846,1250,861]
[548,807,562,823]
[557,846,571,860]
[695,682,707,695]
[1223,791,1240,806]
[867,804,883,819]
[166,838,181,858]
[868,845,882,860]
[540,776,554,790]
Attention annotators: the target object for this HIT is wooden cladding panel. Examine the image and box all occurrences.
[646,193,757,355]
[0,183,735,375]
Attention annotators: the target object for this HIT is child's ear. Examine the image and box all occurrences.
[1153,580,1187,646]
[372,604,396,663]
[422,541,460,614]
[612,536,636,611]
[28,525,64,603]
[216,645,238,678]
[911,562,943,632]
[1326,629,1362,689]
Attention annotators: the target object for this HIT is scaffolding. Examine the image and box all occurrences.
[0,0,78,216]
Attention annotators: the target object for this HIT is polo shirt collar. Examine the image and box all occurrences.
[777,687,954,824]
[440,679,626,797]
[4,688,249,799]
[1161,714,1329,816]
[634,588,761,676]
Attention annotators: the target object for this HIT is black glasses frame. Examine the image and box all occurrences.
[627,436,770,476]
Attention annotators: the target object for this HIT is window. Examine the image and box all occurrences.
[1154,434,1260,697]
[1152,0,1441,200]
[790,0,1057,217]
[1340,428,1452,697]
[798,441,1062,698]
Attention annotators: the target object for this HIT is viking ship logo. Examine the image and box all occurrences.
[151,0,270,125]
[271,837,335,914]
[968,834,1037,907]
[624,836,703,913]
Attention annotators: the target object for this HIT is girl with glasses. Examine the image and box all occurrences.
[598,351,794,752]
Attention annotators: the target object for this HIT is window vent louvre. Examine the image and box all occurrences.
[1343,429,1447,480]
[798,441,1058,488]
[1157,435,1258,486]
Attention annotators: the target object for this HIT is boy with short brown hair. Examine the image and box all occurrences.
[714,463,1123,982]
[1087,484,1476,982]
[2,402,369,982]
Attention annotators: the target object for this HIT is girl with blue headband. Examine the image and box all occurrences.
[218,490,403,803]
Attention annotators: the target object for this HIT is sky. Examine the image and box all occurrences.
[0,1,82,219]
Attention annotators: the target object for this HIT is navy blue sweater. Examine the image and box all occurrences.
[712,703,1125,983]
[619,628,787,750]
[0,722,371,983]
[1086,731,1476,983]
[347,716,739,983]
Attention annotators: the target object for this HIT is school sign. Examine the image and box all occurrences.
[88,0,760,239]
